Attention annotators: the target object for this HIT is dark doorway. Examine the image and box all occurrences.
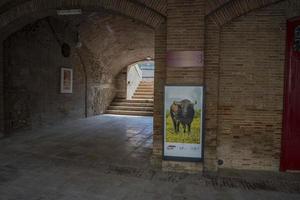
[281,18,300,171]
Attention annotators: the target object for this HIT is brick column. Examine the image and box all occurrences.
[166,0,205,85]
[203,18,221,171]
[161,0,206,172]
[153,22,167,156]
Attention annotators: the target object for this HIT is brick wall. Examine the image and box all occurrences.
[156,0,205,172]
[153,22,167,156]
[166,0,205,85]
[215,1,295,171]
[203,18,221,171]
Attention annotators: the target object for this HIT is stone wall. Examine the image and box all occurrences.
[0,44,3,137]
[115,68,127,99]
[3,18,86,130]
[2,13,155,132]
[216,1,300,171]
[77,13,154,114]
[75,44,116,116]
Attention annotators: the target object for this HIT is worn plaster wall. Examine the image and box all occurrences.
[216,0,300,171]
[3,18,86,130]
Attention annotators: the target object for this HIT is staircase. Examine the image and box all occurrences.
[106,81,154,116]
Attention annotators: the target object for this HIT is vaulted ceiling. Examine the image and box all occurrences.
[0,0,282,18]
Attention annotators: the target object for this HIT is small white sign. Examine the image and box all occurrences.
[60,68,73,94]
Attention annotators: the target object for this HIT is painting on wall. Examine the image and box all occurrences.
[60,68,73,94]
[164,86,204,161]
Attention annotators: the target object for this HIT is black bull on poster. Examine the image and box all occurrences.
[170,99,197,134]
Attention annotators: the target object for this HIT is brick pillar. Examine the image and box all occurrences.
[203,18,221,171]
[161,0,206,172]
[166,0,205,85]
[153,22,167,156]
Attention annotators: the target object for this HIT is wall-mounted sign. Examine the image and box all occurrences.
[167,51,204,68]
[60,68,73,94]
[164,86,204,161]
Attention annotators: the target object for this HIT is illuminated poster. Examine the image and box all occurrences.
[60,68,73,93]
[164,86,204,161]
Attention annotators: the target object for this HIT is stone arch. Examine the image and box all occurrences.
[0,0,165,37]
[207,0,284,26]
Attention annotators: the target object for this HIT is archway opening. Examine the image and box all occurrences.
[108,60,155,116]
[1,10,155,170]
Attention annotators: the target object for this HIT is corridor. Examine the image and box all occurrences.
[0,115,300,200]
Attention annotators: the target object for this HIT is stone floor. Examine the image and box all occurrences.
[0,115,299,200]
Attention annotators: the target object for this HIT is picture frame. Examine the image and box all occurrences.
[163,85,205,162]
[60,67,73,94]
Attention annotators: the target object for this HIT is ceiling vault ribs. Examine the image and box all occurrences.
[128,0,166,18]
[0,0,166,35]
[0,0,289,31]
[207,0,284,26]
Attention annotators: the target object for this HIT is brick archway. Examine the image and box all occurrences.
[204,0,287,171]
[0,0,165,35]
[207,0,284,26]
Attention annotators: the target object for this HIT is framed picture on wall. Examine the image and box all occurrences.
[163,85,204,162]
[60,67,73,94]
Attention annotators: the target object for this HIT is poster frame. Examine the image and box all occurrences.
[60,67,73,94]
[163,85,206,162]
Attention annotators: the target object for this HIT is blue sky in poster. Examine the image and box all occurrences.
[165,86,203,110]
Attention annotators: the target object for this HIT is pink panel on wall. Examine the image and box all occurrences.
[167,51,204,68]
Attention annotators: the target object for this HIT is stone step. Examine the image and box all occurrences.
[106,80,154,117]
[139,84,153,87]
[137,85,154,88]
[134,92,154,96]
[136,88,153,90]
[140,81,153,85]
[135,89,154,92]
[139,85,153,87]
[132,94,153,97]
[111,102,153,107]
[106,110,153,116]
[132,95,154,99]
[114,98,153,103]
[108,106,153,111]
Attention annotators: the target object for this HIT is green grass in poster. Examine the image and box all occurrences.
[165,109,201,144]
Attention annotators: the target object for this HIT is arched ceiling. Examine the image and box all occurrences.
[0,0,284,21]
[0,0,287,51]
[0,0,165,40]
[72,12,154,78]
[207,0,283,26]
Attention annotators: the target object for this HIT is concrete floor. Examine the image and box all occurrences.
[0,115,299,200]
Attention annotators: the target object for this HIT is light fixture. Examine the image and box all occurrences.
[146,56,152,61]
[57,9,82,16]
